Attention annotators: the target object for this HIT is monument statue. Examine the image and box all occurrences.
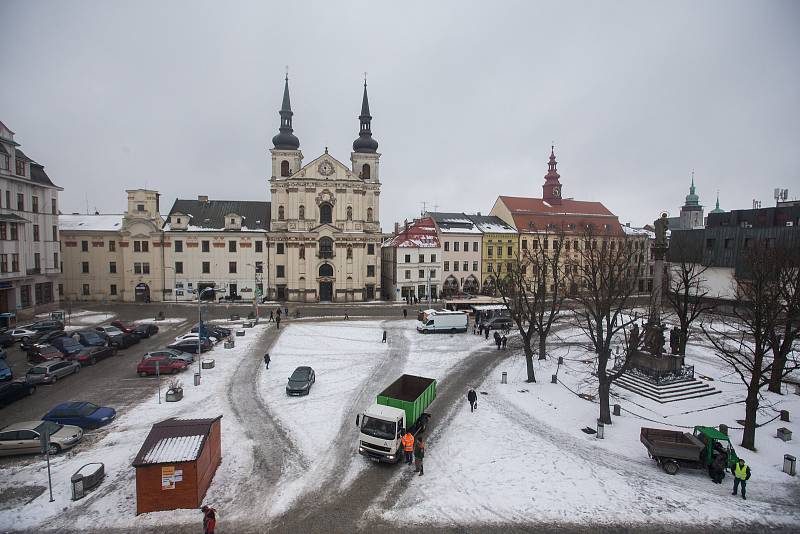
[654,212,668,248]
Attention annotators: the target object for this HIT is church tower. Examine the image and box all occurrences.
[679,172,704,229]
[350,81,380,183]
[270,75,303,179]
[542,146,562,205]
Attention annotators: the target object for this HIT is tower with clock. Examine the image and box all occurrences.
[542,146,563,205]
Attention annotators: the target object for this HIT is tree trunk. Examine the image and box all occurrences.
[741,388,760,450]
[538,334,547,360]
[768,350,787,394]
[678,328,689,356]
[523,341,537,383]
[598,377,612,424]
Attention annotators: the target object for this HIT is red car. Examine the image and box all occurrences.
[137,355,188,376]
[110,320,137,334]
[66,345,117,366]
[27,345,65,364]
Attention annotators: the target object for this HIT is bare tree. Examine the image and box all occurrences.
[568,226,645,424]
[497,228,568,382]
[665,244,714,356]
[702,246,800,450]
[768,247,800,394]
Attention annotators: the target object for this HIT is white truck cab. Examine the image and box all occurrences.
[357,404,405,463]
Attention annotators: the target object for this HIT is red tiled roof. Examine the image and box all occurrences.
[384,217,441,248]
[498,196,622,234]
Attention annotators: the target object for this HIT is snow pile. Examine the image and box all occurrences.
[133,317,187,325]
[67,312,116,327]
[142,435,204,464]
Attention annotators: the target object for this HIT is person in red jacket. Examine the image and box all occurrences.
[201,505,217,534]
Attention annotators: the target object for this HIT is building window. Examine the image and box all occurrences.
[497,246,503,257]
[9,224,17,241]
[706,238,716,249]
[347,245,353,259]
[0,154,7,170]
[367,265,375,277]
[276,265,285,278]
[52,198,57,214]
[53,252,58,269]
[172,261,182,274]
[255,261,263,274]
[361,163,371,179]
[444,241,450,252]
[277,243,285,254]
[419,254,425,263]
[454,241,459,252]
[444,261,450,271]
[405,270,411,280]
[508,246,513,256]
[174,240,183,252]
[229,261,237,273]
[0,223,6,240]
[431,254,437,263]
[137,204,145,212]
[453,262,459,272]
[473,242,479,252]
[522,239,528,250]
[202,240,210,252]
[16,160,25,176]
[463,241,469,251]
[320,203,332,224]
[134,263,141,274]
[430,269,436,278]
[108,240,115,252]
[11,254,19,272]
[229,240,237,252]
[202,261,210,274]
[32,196,38,213]
[134,240,149,252]
[299,245,305,259]
[488,263,493,272]
[110,284,117,296]
[487,246,493,257]
[82,262,90,273]
[418,269,425,278]
[405,254,411,263]
[281,160,290,177]
[319,237,333,258]
[81,240,89,252]
[255,240,263,252]
[33,225,40,241]
[52,225,58,241]
[143,263,150,274]
[33,253,40,271]
[367,207,373,222]
[278,206,285,220]
[367,244,375,255]
[299,205,305,220]
[473,261,479,271]
[347,206,353,220]
[109,261,117,274]
[82,284,90,296]
[463,261,469,271]
[4,191,9,209]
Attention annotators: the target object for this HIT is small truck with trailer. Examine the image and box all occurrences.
[640,426,738,475]
[416,309,468,334]
[356,374,436,463]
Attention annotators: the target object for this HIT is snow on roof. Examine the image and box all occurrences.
[622,226,655,238]
[142,435,204,464]
[384,217,442,248]
[59,214,124,232]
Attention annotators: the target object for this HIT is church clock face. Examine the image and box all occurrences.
[552,185,561,198]
[318,161,334,176]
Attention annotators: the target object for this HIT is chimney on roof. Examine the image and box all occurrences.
[477,212,481,217]
[404,218,409,232]
[394,222,400,234]
[198,195,209,203]
[625,222,631,227]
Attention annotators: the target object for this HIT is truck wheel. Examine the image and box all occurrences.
[450,328,456,334]
[663,460,679,475]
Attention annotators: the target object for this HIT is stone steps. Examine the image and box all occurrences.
[614,373,721,404]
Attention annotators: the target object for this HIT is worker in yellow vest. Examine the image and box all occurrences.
[731,458,751,500]
[401,431,415,466]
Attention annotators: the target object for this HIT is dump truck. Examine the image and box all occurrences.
[640,426,738,475]
[356,374,436,463]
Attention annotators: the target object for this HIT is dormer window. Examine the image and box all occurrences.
[176,218,181,224]
[0,155,8,170]
[15,159,25,176]
[225,213,242,230]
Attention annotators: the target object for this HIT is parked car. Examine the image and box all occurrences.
[8,327,38,342]
[0,381,36,407]
[137,355,189,376]
[0,420,83,456]
[0,348,5,359]
[481,316,514,331]
[174,332,221,344]
[66,345,116,366]
[110,320,138,334]
[25,360,81,384]
[43,401,116,429]
[0,360,12,381]
[142,349,194,364]
[28,320,65,333]
[50,336,84,357]
[27,344,65,364]
[0,331,15,348]
[167,338,212,354]
[70,330,110,348]
[133,323,159,338]
[191,324,231,338]
[286,366,315,396]
[96,326,139,348]
[21,329,67,353]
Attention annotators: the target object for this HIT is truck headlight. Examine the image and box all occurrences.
[359,447,364,452]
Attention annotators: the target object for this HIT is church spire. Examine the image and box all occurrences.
[272,74,300,150]
[684,170,700,207]
[353,78,378,153]
[710,190,725,214]
[542,145,562,204]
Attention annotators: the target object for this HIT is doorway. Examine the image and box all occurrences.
[319,282,333,302]
[135,283,150,303]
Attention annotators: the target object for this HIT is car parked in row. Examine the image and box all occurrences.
[191,324,231,339]
[0,360,12,381]
[43,401,116,429]
[0,330,15,348]
[142,349,194,364]
[137,355,189,376]
[0,420,82,456]
[95,326,139,348]
[27,319,65,333]
[0,348,6,359]
[71,330,110,348]
[167,338,212,354]
[26,360,81,384]
[50,336,84,357]
[21,329,67,353]
[8,327,37,342]
[110,320,137,334]
[133,323,159,338]
[286,366,316,396]
[27,345,65,364]
[67,345,116,366]
[0,381,36,408]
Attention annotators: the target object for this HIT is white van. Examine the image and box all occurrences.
[416,309,468,334]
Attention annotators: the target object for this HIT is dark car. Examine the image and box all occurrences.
[110,320,138,335]
[0,381,35,407]
[286,366,315,396]
[21,329,67,353]
[0,331,15,348]
[167,338,212,354]
[27,344,65,364]
[50,336,84,357]
[134,323,159,338]
[0,348,5,359]
[66,345,116,366]
[28,320,65,333]
[71,330,109,348]
[0,360,12,382]
[137,355,188,376]
[43,401,116,429]
[191,324,231,339]
[481,316,514,331]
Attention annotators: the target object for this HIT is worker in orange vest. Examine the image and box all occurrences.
[401,430,415,465]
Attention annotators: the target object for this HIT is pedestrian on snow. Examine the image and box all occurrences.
[276,307,282,319]
[344,313,350,321]
[467,389,478,412]
[276,316,281,330]
[502,335,508,349]
[401,430,415,465]
[414,437,425,476]
[731,458,751,499]
[269,311,274,322]
[472,323,477,335]
[284,306,289,316]
[709,453,726,484]
[201,505,217,534]
[382,330,387,343]
[484,327,490,340]
[403,308,408,319]
[263,353,270,369]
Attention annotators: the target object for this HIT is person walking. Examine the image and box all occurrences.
[269,310,274,322]
[467,389,478,412]
[401,430,415,465]
[276,307,282,319]
[403,308,408,319]
[344,313,350,320]
[276,316,281,330]
[502,335,508,349]
[201,505,217,534]
[263,353,270,369]
[484,326,490,340]
[382,330,387,343]
[731,458,751,499]
[414,437,425,476]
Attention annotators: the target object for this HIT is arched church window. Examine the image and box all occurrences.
[319,237,333,259]
[319,263,334,277]
[278,206,285,221]
[299,245,305,260]
[320,203,332,225]
[281,160,290,177]
[347,245,353,259]
[367,207,373,222]
[299,205,305,220]
[361,164,371,180]
[347,206,353,221]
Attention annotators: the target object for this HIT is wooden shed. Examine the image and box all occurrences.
[132,416,222,515]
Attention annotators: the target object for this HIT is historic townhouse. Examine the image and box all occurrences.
[428,213,483,296]
[0,121,61,317]
[381,217,441,302]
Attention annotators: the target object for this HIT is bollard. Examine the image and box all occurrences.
[558,356,564,365]
[784,454,796,476]
[551,374,557,384]
[596,421,605,439]
[777,427,792,442]
[194,373,201,386]
[613,404,621,417]
[780,410,790,422]
[718,424,728,436]
[501,372,507,384]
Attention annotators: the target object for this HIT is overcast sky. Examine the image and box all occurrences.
[1,0,798,228]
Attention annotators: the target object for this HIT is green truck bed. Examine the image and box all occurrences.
[377,374,436,428]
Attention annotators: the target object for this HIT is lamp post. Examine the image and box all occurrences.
[196,286,218,381]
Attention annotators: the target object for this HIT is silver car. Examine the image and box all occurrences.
[0,420,83,456]
[26,360,81,384]
[143,349,194,364]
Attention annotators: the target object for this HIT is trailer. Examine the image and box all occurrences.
[356,374,436,463]
[640,426,738,475]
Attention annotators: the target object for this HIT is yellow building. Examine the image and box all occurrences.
[469,215,517,294]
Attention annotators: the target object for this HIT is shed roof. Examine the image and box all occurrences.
[132,416,222,467]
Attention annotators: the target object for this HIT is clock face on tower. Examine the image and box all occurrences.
[552,185,561,198]
[318,161,334,177]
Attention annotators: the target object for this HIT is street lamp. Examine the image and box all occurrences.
[196,286,221,381]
